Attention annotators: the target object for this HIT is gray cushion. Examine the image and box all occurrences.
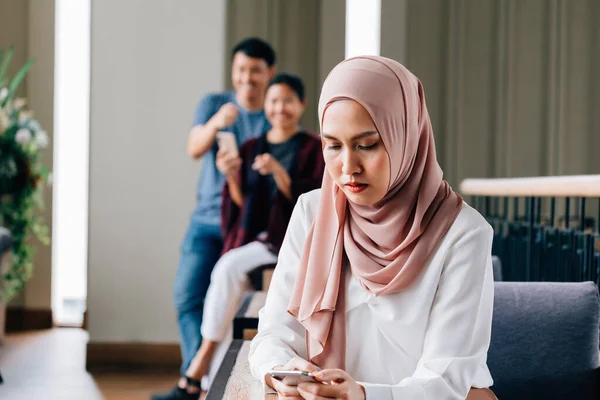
[0,227,12,254]
[489,281,599,399]
[491,256,503,281]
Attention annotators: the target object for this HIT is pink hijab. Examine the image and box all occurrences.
[287,56,463,369]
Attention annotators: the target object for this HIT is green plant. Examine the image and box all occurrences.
[0,46,51,302]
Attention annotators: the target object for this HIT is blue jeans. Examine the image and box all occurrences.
[173,220,223,375]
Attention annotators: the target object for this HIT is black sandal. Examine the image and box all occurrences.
[185,376,202,391]
[149,377,202,400]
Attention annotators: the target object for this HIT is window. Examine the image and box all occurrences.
[52,0,90,326]
[345,0,381,58]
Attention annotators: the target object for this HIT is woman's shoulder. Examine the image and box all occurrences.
[281,189,321,249]
[296,188,322,223]
[446,201,493,240]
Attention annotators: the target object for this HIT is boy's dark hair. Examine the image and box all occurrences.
[267,73,305,101]
[231,37,276,67]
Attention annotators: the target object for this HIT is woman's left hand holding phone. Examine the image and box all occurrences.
[266,357,320,400]
[216,148,241,178]
[296,369,366,400]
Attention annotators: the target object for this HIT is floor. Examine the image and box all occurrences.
[0,329,181,400]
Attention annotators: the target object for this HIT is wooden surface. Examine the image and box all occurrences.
[460,175,600,197]
[246,292,267,317]
[243,329,258,340]
[0,329,180,400]
[207,339,276,400]
[262,268,274,292]
[234,291,267,340]
[243,291,266,340]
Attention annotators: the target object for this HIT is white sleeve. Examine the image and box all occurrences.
[360,225,495,400]
[248,194,310,383]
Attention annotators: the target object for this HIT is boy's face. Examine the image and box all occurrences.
[231,52,274,103]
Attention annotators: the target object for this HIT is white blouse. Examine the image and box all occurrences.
[248,189,495,400]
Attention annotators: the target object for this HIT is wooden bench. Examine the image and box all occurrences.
[233,291,266,340]
[212,287,503,399]
[206,339,277,400]
[207,340,500,400]
[248,265,275,292]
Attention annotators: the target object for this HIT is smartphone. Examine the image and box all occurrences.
[216,131,238,157]
[267,370,320,386]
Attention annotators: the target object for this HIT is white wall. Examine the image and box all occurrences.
[87,0,226,342]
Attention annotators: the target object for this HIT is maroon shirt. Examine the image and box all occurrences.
[221,131,325,255]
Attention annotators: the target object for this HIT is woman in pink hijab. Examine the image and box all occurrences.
[248,56,497,400]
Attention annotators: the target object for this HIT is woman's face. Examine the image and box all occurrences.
[264,83,305,131]
[321,100,391,206]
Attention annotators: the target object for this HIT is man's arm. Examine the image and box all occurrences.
[187,119,220,159]
[187,101,239,160]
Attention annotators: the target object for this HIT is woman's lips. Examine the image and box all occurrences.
[345,183,368,193]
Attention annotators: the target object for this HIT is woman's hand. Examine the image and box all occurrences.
[297,369,366,400]
[252,153,283,176]
[266,357,320,400]
[252,153,293,200]
[216,148,241,178]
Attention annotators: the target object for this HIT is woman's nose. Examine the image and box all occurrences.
[341,151,361,176]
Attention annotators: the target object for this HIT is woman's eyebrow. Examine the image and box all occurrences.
[321,131,378,140]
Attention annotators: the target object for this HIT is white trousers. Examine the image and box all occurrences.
[202,241,278,389]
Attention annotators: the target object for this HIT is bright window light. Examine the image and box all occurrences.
[345,0,381,58]
[52,0,90,326]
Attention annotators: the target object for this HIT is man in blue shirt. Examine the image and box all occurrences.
[152,38,275,400]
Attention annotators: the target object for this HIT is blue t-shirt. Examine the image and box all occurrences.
[192,91,270,226]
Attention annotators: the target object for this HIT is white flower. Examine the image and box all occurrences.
[28,120,41,132]
[15,128,32,145]
[0,87,8,102]
[34,130,49,148]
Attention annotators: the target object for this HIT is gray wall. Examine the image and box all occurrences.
[87,0,226,342]
[382,0,600,189]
